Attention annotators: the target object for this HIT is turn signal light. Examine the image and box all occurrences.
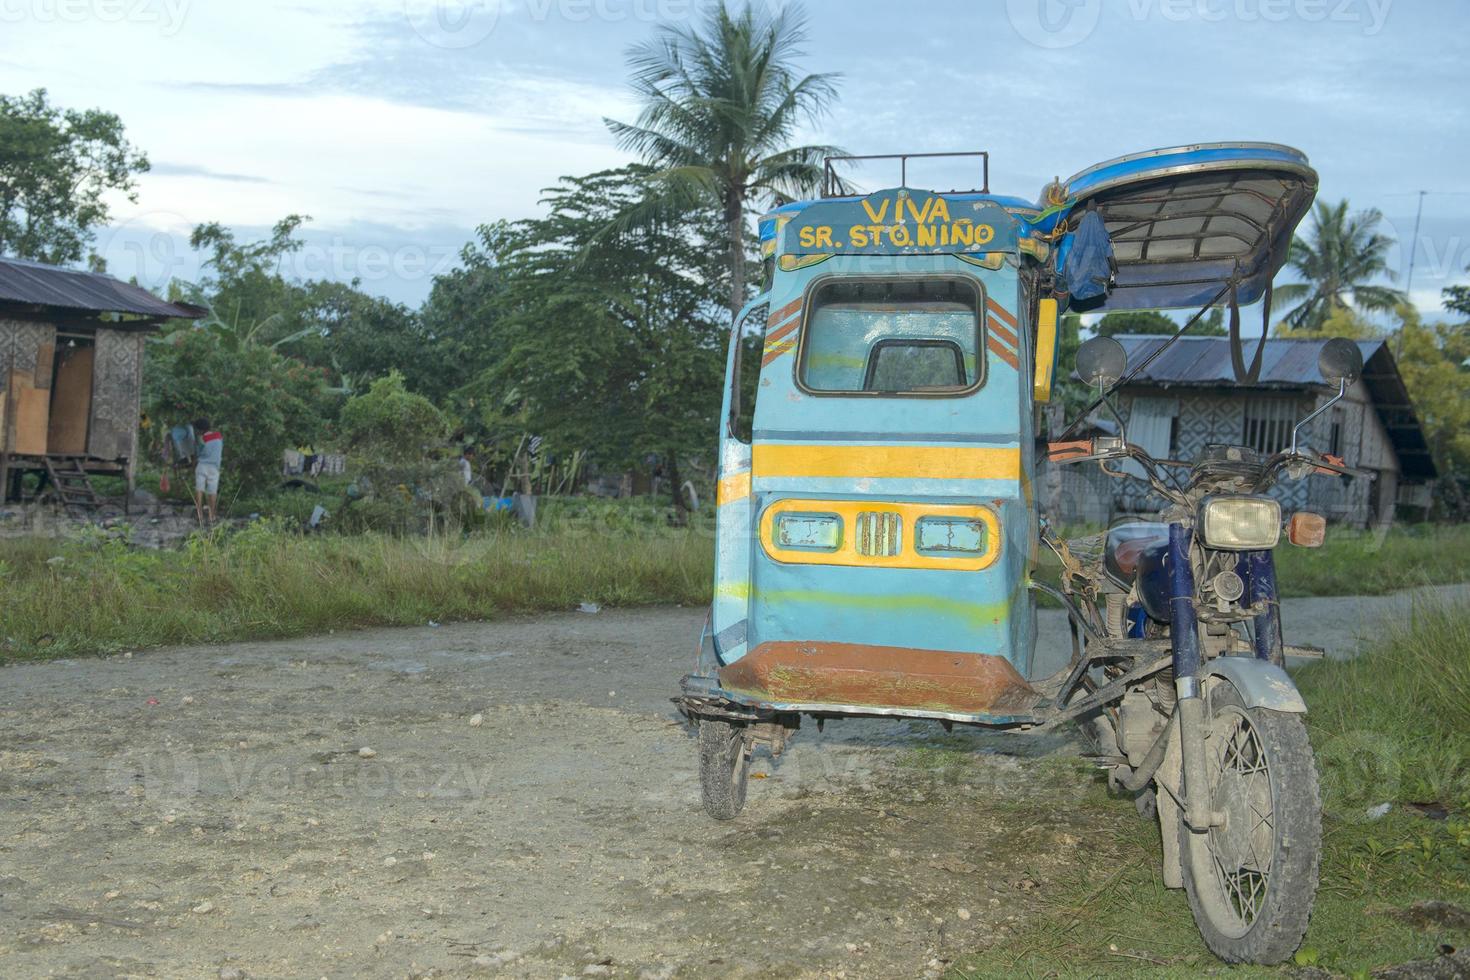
[1287,512,1326,548]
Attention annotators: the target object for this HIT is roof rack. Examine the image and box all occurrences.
[822,151,990,198]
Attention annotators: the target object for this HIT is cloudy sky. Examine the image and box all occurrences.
[2,0,1466,317]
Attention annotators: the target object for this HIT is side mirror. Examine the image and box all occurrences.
[1075,335,1128,389]
[1291,337,1363,456]
[1318,337,1363,386]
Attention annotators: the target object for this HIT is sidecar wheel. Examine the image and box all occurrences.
[698,718,751,820]
[1179,683,1321,965]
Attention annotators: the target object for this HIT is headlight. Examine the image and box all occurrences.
[1199,495,1281,551]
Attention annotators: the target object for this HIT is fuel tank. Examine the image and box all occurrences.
[1105,521,1172,622]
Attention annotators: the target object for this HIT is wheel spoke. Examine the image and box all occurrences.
[1205,708,1277,929]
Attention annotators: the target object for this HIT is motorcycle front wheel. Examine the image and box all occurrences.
[1179,682,1321,964]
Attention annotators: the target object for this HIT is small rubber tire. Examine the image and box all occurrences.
[1179,683,1321,964]
[698,718,751,820]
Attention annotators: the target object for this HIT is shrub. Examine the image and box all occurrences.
[144,328,338,492]
[338,371,447,463]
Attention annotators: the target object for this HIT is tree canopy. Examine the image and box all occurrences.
[455,166,730,497]
[1274,199,1404,333]
[0,88,149,263]
[605,2,841,313]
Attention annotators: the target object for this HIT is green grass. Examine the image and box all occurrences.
[0,508,715,662]
[1035,524,1470,605]
[951,598,1470,978]
[1274,523,1470,597]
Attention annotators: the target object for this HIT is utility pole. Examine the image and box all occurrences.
[1405,189,1427,298]
[1397,189,1427,359]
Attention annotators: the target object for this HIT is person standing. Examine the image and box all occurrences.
[193,417,223,525]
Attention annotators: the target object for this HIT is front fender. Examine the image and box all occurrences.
[1202,657,1307,713]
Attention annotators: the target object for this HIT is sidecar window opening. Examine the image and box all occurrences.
[796,276,986,397]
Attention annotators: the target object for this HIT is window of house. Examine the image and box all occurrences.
[1328,407,1344,457]
[1242,397,1300,455]
[797,277,984,395]
[1127,396,1180,460]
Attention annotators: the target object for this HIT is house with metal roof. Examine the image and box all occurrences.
[0,256,204,513]
[1095,335,1435,526]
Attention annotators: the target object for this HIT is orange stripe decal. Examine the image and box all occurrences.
[766,298,802,329]
[761,340,796,367]
[988,337,1019,371]
[766,318,800,345]
[986,298,1018,331]
[990,319,1018,351]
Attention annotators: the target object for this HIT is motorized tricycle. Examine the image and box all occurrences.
[676,143,1359,964]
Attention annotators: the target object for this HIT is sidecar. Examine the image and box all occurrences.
[680,141,1316,739]
[676,142,1340,967]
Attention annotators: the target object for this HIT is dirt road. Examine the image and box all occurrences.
[1,588,1460,978]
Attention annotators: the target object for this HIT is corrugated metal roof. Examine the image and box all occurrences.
[1113,335,1436,479]
[1113,335,1383,387]
[0,256,205,320]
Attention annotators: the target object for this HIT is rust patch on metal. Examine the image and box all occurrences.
[719,641,1039,714]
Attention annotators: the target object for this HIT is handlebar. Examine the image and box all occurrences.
[1252,450,1360,490]
[1047,440,1359,503]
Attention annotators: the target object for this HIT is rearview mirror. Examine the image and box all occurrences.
[1075,336,1127,389]
[1318,337,1363,386]
[1291,337,1364,456]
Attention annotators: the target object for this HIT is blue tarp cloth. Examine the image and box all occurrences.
[1058,210,1114,302]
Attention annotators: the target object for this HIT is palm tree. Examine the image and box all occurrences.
[1275,199,1405,333]
[604,3,842,314]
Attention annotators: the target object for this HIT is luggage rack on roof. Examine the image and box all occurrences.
[822,151,990,198]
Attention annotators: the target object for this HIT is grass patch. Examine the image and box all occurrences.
[951,597,1470,978]
[1034,524,1470,606]
[1274,523,1470,598]
[0,506,715,662]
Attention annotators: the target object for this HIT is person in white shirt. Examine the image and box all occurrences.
[458,445,476,487]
